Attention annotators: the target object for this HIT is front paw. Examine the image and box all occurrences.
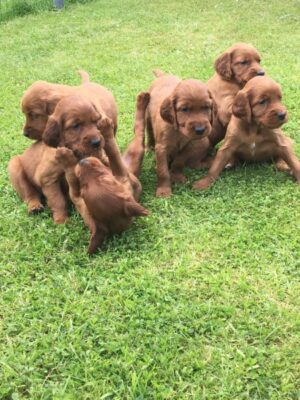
[55,147,77,167]
[171,173,187,184]
[53,213,68,224]
[98,117,114,139]
[156,186,172,197]
[193,176,214,190]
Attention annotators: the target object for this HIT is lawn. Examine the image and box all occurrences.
[0,0,300,399]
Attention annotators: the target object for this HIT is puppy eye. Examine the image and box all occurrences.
[180,107,190,113]
[258,98,267,105]
[72,123,81,130]
[239,60,248,65]
[203,106,211,112]
[29,112,38,119]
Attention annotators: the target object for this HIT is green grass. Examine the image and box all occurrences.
[1,0,300,398]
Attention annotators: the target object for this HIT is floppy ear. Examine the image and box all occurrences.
[43,116,61,147]
[214,52,232,80]
[160,96,175,124]
[124,200,149,217]
[232,91,252,123]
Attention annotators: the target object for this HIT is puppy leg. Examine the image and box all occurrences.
[155,144,172,197]
[208,119,226,147]
[100,118,129,180]
[122,92,150,177]
[278,146,300,183]
[8,156,44,214]
[88,227,106,255]
[170,154,187,184]
[146,116,155,151]
[41,181,69,224]
[193,147,234,190]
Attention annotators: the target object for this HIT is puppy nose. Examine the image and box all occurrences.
[79,158,89,166]
[278,111,286,120]
[256,70,265,76]
[194,126,206,135]
[90,138,101,148]
[23,129,30,137]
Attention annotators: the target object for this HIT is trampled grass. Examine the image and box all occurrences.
[0,0,300,399]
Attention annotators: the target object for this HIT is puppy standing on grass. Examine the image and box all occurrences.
[55,92,150,254]
[193,76,300,190]
[8,71,118,223]
[146,70,217,197]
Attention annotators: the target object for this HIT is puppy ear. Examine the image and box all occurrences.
[214,52,232,80]
[160,96,175,124]
[124,200,149,217]
[232,91,251,123]
[43,116,61,147]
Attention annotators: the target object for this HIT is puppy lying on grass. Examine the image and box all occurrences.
[146,70,217,197]
[193,76,300,190]
[55,92,150,254]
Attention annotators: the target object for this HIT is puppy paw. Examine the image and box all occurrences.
[28,203,44,214]
[55,147,77,167]
[171,173,187,184]
[98,117,114,139]
[53,214,68,224]
[193,176,213,190]
[136,92,150,110]
[156,186,172,197]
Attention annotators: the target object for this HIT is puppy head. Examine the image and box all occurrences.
[43,95,104,160]
[232,76,288,128]
[75,156,107,180]
[160,79,217,139]
[21,81,64,141]
[214,43,264,86]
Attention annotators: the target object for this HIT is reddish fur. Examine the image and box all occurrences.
[146,71,216,197]
[193,76,300,190]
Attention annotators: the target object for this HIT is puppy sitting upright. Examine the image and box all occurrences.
[146,70,216,197]
[208,43,265,146]
[193,76,300,190]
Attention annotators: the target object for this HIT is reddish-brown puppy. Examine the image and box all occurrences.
[208,43,265,146]
[8,73,118,223]
[55,92,150,254]
[146,70,216,197]
[21,70,90,141]
[193,76,300,190]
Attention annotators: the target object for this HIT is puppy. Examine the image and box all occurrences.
[208,43,265,146]
[21,70,90,141]
[146,70,216,197]
[55,92,150,254]
[8,72,117,223]
[193,76,300,190]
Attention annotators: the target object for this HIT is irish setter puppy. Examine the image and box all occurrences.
[193,76,300,190]
[146,70,216,197]
[208,43,265,146]
[54,92,150,254]
[8,72,117,223]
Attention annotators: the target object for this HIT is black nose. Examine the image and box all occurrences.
[79,158,89,166]
[278,111,286,121]
[90,138,101,148]
[23,129,30,137]
[194,126,205,135]
[256,70,265,76]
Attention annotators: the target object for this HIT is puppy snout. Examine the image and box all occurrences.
[90,138,101,148]
[278,111,286,121]
[194,126,206,136]
[256,70,265,76]
[79,158,89,166]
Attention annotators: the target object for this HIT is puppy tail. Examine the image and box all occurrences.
[78,70,90,84]
[122,91,150,177]
[153,69,166,78]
